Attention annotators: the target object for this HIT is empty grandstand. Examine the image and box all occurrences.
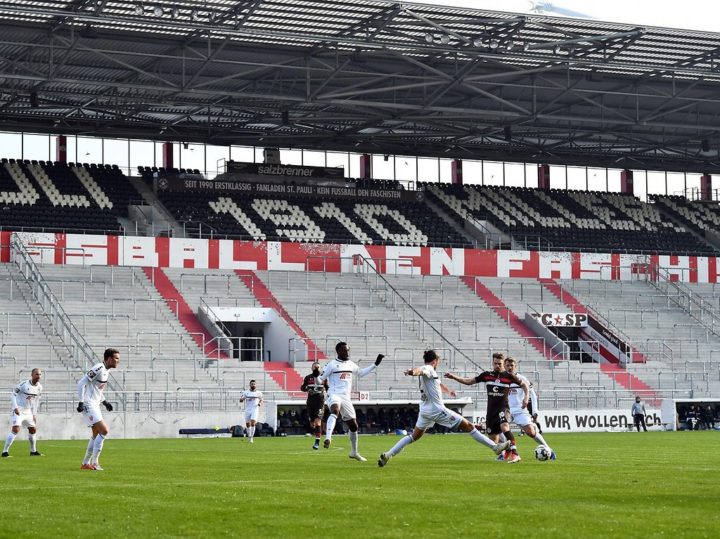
[2,1,720,439]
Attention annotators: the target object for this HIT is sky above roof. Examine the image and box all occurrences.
[410,1,717,33]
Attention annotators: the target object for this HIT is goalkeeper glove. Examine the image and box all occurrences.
[76,402,84,413]
[102,400,113,412]
[375,354,385,366]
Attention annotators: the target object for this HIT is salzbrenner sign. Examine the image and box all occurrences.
[226,161,345,179]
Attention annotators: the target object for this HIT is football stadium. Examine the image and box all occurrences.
[1,1,719,537]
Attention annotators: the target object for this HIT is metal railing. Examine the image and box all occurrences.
[9,240,125,399]
[645,263,720,338]
[69,313,132,337]
[43,278,109,301]
[352,254,480,369]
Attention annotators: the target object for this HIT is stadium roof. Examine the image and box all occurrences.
[4,0,720,172]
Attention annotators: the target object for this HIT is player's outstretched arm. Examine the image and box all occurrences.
[404,367,421,376]
[444,372,476,386]
[440,383,457,398]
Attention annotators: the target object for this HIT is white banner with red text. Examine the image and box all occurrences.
[470,407,664,433]
[2,231,719,283]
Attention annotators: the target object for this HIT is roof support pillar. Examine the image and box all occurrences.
[700,174,713,201]
[538,164,550,190]
[163,141,174,170]
[621,169,634,195]
[360,153,371,179]
[55,135,67,163]
[451,159,463,185]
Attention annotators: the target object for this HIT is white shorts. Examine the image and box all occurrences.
[415,405,463,431]
[326,394,356,421]
[10,410,35,429]
[245,409,259,423]
[83,402,104,427]
[509,407,533,428]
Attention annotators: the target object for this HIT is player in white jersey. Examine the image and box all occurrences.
[76,348,119,470]
[378,350,510,467]
[239,380,263,443]
[2,368,43,457]
[317,342,384,462]
[504,357,555,460]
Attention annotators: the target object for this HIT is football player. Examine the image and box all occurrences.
[300,362,327,450]
[504,357,555,460]
[445,352,529,463]
[378,350,509,468]
[2,368,43,457]
[239,380,263,443]
[76,348,119,470]
[317,342,383,462]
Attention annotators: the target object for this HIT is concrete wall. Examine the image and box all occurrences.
[24,410,273,440]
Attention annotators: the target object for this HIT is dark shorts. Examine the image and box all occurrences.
[485,409,509,436]
[307,395,325,421]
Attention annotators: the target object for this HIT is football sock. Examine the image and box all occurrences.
[82,437,94,465]
[3,432,16,453]
[325,414,337,441]
[248,426,255,440]
[469,428,496,449]
[314,426,321,440]
[387,434,414,457]
[533,433,549,447]
[91,434,105,465]
[349,430,358,454]
[498,432,507,443]
[28,433,36,452]
[504,431,518,453]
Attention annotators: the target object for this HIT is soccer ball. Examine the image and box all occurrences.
[535,445,551,461]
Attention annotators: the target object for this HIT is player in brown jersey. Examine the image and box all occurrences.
[300,362,327,450]
[445,352,529,463]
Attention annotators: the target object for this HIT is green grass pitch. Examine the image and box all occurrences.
[0,432,718,538]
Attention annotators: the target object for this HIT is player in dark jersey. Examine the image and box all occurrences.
[445,352,529,463]
[300,362,327,450]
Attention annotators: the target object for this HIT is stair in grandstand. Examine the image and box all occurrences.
[126,175,177,237]
[460,276,553,360]
[143,267,228,359]
[540,278,649,363]
[257,269,434,396]
[0,264,73,388]
[557,278,720,397]
[422,196,478,248]
[31,264,217,392]
[233,269,311,391]
[599,364,660,405]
